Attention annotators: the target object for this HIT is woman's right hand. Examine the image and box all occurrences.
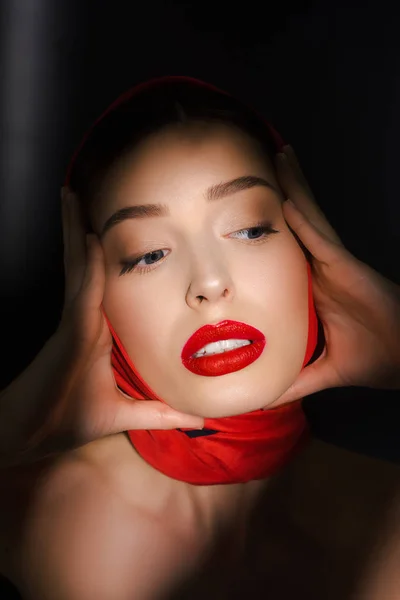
[0,189,204,467]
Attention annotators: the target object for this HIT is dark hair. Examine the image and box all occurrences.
[68,79,279,232]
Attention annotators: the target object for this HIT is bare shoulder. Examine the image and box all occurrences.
[0,448,99,580]
[14,454,146,600]
[2,436,200,600]
[282,438,400,545]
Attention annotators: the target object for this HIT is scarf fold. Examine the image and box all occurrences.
[65,76,319,485]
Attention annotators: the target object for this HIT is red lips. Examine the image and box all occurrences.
[181,320,266,377]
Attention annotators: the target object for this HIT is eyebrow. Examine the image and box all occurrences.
[100,175,277,239]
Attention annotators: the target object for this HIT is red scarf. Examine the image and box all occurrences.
[65,76,319,485]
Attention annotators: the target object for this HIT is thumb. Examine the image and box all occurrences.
[110,395,205,434]
[266,352,341,406]
[282,199,343,265]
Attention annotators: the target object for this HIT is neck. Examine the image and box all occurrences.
[190,473,269,525]
[81,431,270,542]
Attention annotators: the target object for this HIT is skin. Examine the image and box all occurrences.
[1,139,400,598]
[93,121,310,418]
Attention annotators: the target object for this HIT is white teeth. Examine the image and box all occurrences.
[193,339,251,358]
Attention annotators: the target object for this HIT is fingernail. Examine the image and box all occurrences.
[283,144,294,157]
[285,199,296,209]
[276,152,288,163]
[284,145,300,169]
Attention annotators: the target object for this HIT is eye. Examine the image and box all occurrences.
[119,249,169,276]
[229,223,279,242]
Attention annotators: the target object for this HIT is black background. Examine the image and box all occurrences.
[1,0,400,597]
[1,0,399,463]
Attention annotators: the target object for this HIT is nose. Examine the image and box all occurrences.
[185,255,235,309]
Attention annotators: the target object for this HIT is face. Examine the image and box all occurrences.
[95,122,309,418]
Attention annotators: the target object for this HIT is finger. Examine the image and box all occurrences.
[281,145,315,198]
[282,199,345,265]
[275,147,343,246]
[110,397,205,433]
[265,352,341,406]
[79,234,105,311]
[64,191,87,307]
[67,235,106,346]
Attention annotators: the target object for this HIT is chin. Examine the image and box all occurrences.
[187,352,302,416]
[186,392,276,419]
[156,362,301,417]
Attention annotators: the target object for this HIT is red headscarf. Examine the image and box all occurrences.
[65,76,319,485]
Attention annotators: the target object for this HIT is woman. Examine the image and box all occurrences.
[0,76,400,600]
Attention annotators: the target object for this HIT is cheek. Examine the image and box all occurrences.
[266,246,310,364]
[238,238,309,350]
[102,278,167,359]
[269,253,308,319]
[239,236,308,306]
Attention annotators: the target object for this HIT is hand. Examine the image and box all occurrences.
[4,189,204,465]
[268,146,400,407]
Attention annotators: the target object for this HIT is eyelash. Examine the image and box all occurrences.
[119,222,279,276]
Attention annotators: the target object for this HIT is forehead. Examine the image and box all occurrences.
[94,122,276,229]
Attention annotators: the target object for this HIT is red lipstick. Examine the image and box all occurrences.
[181,320,266,377]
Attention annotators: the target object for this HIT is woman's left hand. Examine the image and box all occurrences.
[268,146,400,408]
